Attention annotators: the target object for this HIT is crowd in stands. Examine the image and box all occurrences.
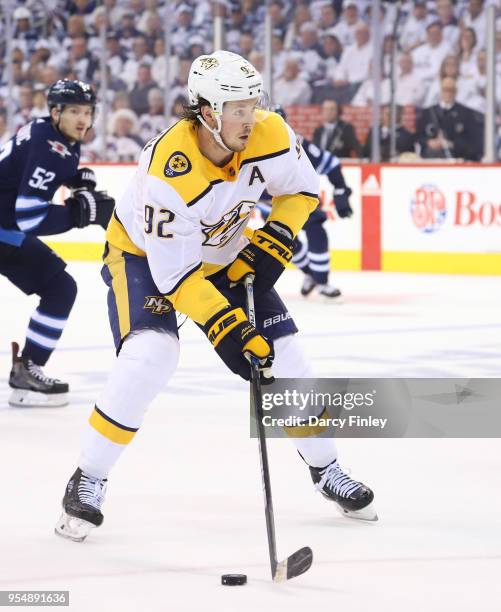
[1,0,501,160]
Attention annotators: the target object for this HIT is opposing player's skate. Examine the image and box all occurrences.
[310,459,378,521]
[300,275,342,299]
[8,342,69,407]
[55,468,107,542]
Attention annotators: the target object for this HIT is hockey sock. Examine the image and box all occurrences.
[80,329,179,479]
[273,335,338,467]
[22,269,77,366]
[291,237,312,276]
[305,220,330,285]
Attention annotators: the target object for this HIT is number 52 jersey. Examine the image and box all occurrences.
[107,111,319,324]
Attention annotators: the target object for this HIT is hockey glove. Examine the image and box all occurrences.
[333,187,353,218]
[66,190,115,229]
[227,221,294,295]
[203,306,274,384]
[64,167,97,192]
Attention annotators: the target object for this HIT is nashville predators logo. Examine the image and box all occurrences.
[200,57,219,70]
[201,200,255,248]
[164,151,192,177]
[144,296,172,315]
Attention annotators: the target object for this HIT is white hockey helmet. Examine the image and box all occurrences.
[188,50,264,115]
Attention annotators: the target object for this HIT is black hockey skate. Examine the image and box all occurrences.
[310,460,378,521]
[55,468,107,542]
[8,342,69,407]
[300,276,342,299]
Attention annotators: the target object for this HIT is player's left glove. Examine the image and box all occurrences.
[64,167,97,192]
[66,190,115,229]
[227,220,294,295]
[333,187,353,218]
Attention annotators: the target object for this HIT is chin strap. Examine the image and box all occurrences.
[197,114,233,153]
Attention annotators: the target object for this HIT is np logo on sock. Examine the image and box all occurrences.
[164,152,191,177]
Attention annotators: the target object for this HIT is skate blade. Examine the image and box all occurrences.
[54,511,95,542]
[337,501,378,522]
[9,389,69,408]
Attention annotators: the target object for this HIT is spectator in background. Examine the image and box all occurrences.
[412,21,452,89]
[436,0,460,49]
[316,2,338,36]
[458,27,478,80]
[38,65,62,89]
[107,108,144,161]
[248,51,265,73]
[284,4,312,50]
[466,50,500,113]
[417,77,483,160]
[106,34,128,75]
[138,88,165,142]
[168,55,192,107]
[334,22,372,102]
[67,0,97,20]
[352,60,391,107]
[460,0,487,48]
[332,1,362,47]
[312,99,362,158]
[227,6,247,53]
[172,4,199,57]
[0,111,10,145]
[63,15,88,52]
[239,31,255,59]
[66,36,98,83]
[423,54,476,108]
[399,0,428,52]
[12,7,38,55]
[363,105,416,160]
[115,11,141,51]
[166,95,187,128]
[122,36,154,90]
[129,64,158,116]
[151,38,179,89]
[319,32,343,83]
[111,90,131,112]
[271,34,289,78]
[395,51,426,107]
[30,86,48,119]
[294,22,323,81]
[273,58,312,106]
[13,84,33,131]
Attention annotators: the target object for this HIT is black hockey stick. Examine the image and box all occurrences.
[244,275,313,582]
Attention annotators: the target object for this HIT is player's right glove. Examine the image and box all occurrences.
[203,306,274,384]
[66,190,115,229]
[333,187,353,218]
[227,220,294,296]
[64,167,97,192]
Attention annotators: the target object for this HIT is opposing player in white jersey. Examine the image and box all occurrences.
[55,51,376,543]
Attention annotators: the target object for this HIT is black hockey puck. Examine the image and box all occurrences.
[221,574,247,586]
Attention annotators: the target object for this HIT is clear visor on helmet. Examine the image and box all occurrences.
[219,91,270,126]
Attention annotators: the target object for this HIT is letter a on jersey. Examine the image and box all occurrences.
[249,165,265,186]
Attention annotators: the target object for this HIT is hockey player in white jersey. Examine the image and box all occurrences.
[55,51,376,543]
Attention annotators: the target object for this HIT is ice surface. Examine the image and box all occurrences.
[1,265,500,611]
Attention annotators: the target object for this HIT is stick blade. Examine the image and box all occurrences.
[273,546,313,582]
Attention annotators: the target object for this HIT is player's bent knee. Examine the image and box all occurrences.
[120,329,180,385]
[273,334,315,378]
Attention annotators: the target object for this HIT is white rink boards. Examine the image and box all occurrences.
[0,264,500,612]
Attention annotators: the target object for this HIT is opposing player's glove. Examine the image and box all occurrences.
[227,221,294,295]
[64,167,97,192]
[203,306,274,384]
[333,187,353,218]
[66,190,115,229]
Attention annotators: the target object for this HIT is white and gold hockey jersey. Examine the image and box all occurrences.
[106,111,319,324]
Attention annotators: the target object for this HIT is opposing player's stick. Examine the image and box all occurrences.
[244,275,313,582]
